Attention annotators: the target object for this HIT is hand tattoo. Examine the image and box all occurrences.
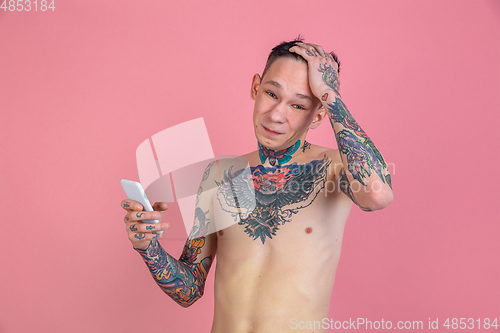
[318,63,340,92]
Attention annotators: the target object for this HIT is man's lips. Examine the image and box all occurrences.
[262,125,282,135]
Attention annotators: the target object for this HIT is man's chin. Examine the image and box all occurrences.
[256,136,288,151]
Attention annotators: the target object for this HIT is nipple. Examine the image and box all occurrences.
[305,227,313,234]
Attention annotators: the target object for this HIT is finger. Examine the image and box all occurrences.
[130,229,167,242]
[129,210,161,222]
[153,202,169,212]
[122,199,142,211]
[129,222,168,233]
[296,42,320,57]
[151,232,166,240]
[307,43,327,57]
[289,44,312,58]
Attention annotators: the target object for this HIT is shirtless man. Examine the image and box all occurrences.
[121,38,393,332]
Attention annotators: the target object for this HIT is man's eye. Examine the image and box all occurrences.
[266,91,276,98]
[293,105,305,110]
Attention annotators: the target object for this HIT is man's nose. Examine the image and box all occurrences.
[269,102,287,122]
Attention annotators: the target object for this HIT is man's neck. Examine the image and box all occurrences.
[258,139,309,166]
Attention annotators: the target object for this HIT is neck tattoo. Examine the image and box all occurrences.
[258,139,309,166]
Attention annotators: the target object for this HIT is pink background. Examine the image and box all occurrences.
[1,0,499,332]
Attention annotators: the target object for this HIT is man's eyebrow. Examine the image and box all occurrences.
[263,80,313,102]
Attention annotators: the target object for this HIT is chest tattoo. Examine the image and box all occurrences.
[216,156,331,244]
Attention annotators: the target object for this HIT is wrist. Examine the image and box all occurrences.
[320,89,341,104]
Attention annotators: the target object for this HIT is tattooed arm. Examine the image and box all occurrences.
[290,42,393,211]
[134,235,215,308]
[127,160,218,307]
[323,90,393,211]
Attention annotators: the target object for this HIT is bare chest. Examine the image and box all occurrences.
[212,156,351,258]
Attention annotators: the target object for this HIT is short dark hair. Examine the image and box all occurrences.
[261,35,341,79]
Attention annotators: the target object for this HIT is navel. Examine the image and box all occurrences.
[218,230,224,236]
[305,227,313,234]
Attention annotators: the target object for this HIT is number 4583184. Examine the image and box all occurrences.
[1,0,55,11]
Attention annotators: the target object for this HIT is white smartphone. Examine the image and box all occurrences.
[120,179,162,234]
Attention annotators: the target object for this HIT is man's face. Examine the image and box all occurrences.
[251,57,324,151]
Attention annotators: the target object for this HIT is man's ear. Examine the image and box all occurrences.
[309,105,327,130]
[250,73,262,101]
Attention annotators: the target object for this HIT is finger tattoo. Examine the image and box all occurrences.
[135,233,145,240]
[130,224,138,231]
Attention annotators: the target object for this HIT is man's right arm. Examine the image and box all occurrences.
[133,235,215,308]
[122,160,219,307]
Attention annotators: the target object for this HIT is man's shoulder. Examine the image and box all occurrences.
[215,155,252,170]
[307,143,340,162]
[202,155,253,185]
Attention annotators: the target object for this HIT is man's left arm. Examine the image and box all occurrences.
[290,42,393,211]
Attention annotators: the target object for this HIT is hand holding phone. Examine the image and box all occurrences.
[121,179,160,225]
[121,179,170,249]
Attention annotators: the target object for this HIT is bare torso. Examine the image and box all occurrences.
[209,145,352,333]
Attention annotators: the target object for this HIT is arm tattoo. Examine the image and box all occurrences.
[188,207,211,239]
[195,185,203,205]
[202,161,215,181]
[339,167,370,211]
[327,98,392,190]
[135,239,213,307]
